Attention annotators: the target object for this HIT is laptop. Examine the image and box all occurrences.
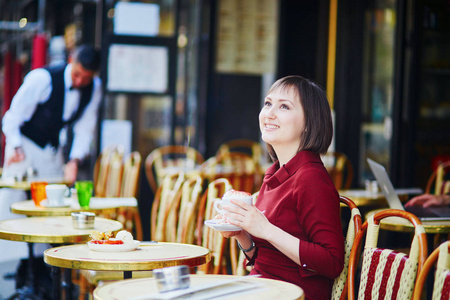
[367,158,450,221]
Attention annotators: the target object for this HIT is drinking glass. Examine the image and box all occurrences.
[75,181,93,209]
[30,181,48,206]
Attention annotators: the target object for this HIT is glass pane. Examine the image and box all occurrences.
[360,0,396,184]
[104,0,176,36]
[103,94,173,156]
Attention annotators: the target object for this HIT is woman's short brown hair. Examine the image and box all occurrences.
[266,75,333,161]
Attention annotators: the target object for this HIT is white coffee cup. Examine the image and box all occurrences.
[45,184,68,206]
[213,190,253,218]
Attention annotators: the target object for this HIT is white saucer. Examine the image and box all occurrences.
[204,220,242,232]
[40,199,71,208]
[87,240,141,252]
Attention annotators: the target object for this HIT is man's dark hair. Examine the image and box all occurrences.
[72,44,101,72]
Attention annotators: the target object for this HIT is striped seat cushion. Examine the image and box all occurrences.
[358,248,417,300]
[433,269,450,299]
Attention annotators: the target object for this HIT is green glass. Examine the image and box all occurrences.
[75,181,93,209]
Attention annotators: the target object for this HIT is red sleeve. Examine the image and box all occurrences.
[296,166,345,279]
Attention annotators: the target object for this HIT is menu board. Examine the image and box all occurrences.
[107,44,168,93]
[216,0,278,75]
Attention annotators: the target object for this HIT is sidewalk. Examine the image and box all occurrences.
[0,258,20,300]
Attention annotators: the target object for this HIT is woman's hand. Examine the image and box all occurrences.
[223,199,271,240]
[213,214,242,237]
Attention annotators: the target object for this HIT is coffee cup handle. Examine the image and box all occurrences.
[213,198,224,214]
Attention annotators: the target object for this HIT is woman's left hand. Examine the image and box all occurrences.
[223,199,271,240]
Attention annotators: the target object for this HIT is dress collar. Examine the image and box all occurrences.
[264,150,321,188]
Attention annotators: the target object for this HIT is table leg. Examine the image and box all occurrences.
[51,267,61,300]
[124,271,132,279]
[26,243,36,291]
[62,268,73,300]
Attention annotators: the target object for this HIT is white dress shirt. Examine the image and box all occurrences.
[2,63,102,160]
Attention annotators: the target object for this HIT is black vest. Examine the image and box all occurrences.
[20,64,93,149]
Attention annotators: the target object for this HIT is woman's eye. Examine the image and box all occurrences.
[264,101,271,107]
[281,104,289,109]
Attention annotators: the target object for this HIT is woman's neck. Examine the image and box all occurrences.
[274,145,299,166]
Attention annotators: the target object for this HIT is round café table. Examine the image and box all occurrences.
[0,176,70,190]
[339,188,422,207]
[45,242,210,300]
[44,242,210,275]
[0,216,123,300]
[366,208,450,234]
[10,197,137,217]
[93,274,304,300]
[339,189,386,206]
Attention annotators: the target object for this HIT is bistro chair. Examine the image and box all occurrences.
[332,196,362,300]
[161,175,204,243]
[196,178,232,274]
[201,152,258,194]
[425,161,450,195]
[413,241,450,300]
[176,175,205,244]
[323,151,354,190]
[229,190,260,276]
[93,145,124,197]
[216,139,264,168]
[104,148,124,197]
[150,172,185,241]
[120,151,142,197]
[116,151,143,241]
[145,145,204,194]
[348,209,428,300]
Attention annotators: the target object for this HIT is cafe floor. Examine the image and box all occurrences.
[0,258,20,300]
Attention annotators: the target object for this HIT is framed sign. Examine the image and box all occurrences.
[106,44,169,93]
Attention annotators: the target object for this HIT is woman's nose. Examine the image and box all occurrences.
[266,107,276,119]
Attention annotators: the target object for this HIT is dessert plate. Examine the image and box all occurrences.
[87,240,141,252]
[40,199,71,208]
[204,220,242,232]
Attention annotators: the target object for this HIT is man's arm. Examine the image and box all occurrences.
[64,159,80,184]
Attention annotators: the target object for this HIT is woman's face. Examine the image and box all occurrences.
[259,86,306,150]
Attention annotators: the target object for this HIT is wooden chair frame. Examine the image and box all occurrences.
[332,196,362,300]
[323,151,354,190]
[413,241,450,300]
[150,173,185,241]
[348,209,428,300]
[196,178,232,274]
[425,161,450,195]
[145,145,204,194]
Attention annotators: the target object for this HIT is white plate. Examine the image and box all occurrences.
[87,240,140,252]
[40,199,71,208]
[204,220,242,232]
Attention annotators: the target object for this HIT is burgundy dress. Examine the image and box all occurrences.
[249,150,344,300]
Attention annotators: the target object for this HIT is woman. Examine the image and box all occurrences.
[220,75,345,300]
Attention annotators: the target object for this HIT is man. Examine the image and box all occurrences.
[2,44,102,183]
[0,44,102,264]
